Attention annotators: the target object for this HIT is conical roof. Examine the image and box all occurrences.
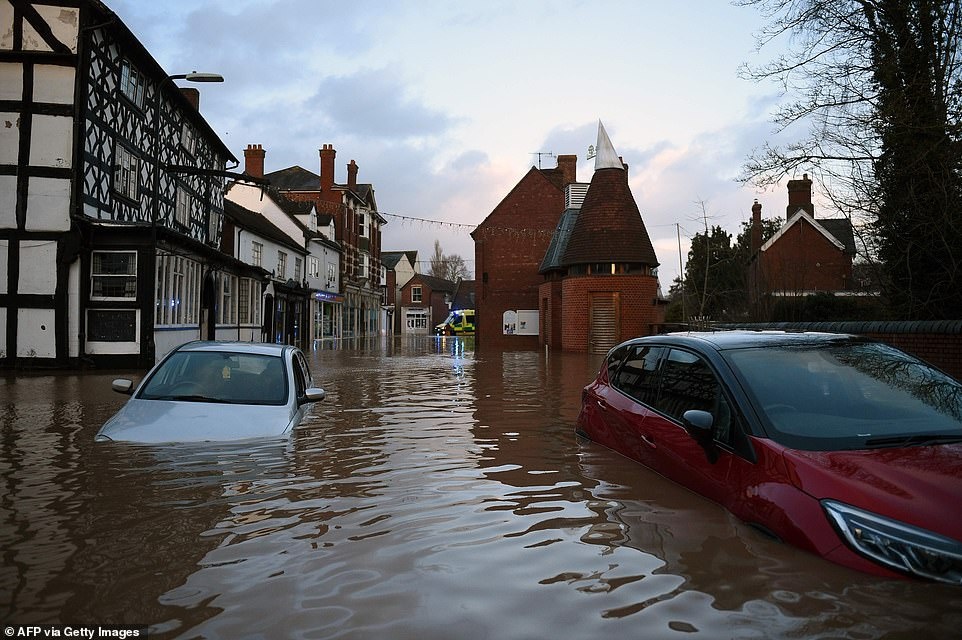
[560,123,658,268]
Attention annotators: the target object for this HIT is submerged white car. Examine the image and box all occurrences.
[95,341,326,443]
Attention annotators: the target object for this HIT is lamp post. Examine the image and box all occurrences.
[150,71,224,228]
[149,71,223,352]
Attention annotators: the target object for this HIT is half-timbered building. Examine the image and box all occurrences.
[1,0,259,368]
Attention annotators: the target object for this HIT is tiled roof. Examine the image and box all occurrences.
[451,280,476,309]
[560,168,658,267]
[381,251,407,269]
[539,207,580,273]
[819,218,857,255]
[265,166,318,191]
[411,274,457,293]
[224,200,305,254]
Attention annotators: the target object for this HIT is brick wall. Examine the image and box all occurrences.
[474,168,565,350]
[539,279,564,349]
[762,221,852,292]
[560,275,661,352]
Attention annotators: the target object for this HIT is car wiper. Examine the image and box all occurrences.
[152,394,222,403]
[865,433,962,448]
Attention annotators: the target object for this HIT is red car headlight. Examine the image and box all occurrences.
[822,499,962,584]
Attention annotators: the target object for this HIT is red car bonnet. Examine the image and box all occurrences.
[781,445,962,541]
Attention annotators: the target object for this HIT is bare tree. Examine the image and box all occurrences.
[428,239,469,282]
[737,0,962,318]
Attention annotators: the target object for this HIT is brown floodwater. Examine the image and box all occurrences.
[2,337,961,639]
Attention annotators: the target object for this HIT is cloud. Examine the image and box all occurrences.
[307,68,457,139]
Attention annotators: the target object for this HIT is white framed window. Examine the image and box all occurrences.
[113,145,140,201]
[220,273,236,325]
[86,309,140,354]
[294,257,302,282]
[175,188,191,227]
[380,264,387,286]
[327,262,336,286]
[252,241,263,267]
[91,251,137,300]
[358,209,368,238]
[181,122,197,155]
[405,309,427,330]
[119,59,145,108]
[207,210,220,245]
[238,278,250,324]
[308,256,320,278]
[412,285,422,303]
[358,253,368,278]
[155,252,202,326]
[277,251,287,279]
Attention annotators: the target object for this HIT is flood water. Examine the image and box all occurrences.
[2,337,961,639]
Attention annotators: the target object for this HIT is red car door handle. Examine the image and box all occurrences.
[641,434,656,448]
[596,400,608,411]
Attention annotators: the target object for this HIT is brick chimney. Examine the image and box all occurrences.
[320,144,336,193]
[347,160,358,192]
[786,173,814,217]
[556,154,577,187]
[180,87,200,111]
[244,144,266,178]
[751,200,762,253]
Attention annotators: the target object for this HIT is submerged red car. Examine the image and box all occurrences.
[577,331,962,583]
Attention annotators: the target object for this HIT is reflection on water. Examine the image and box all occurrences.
[2,337,961,638]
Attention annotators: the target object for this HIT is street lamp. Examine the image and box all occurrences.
[148,71,224,353]
[151,71,224,227]
[170,72,224,83]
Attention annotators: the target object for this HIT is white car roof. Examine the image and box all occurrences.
[175,341,293,357]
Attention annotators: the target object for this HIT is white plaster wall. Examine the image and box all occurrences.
[215,326,260,343]
[19,240,57,295]
[0,176,15,228]
[17,308,56,357]
[0,239,6,294]
[0,308,5,358]
[0,1,13,50]
[29,114,72,167]
[22,6,78,53]
[0,63,22,100]
[33,64,75,103]
[26,177,70,231]
[68,259,79,357]
[227,183,304,246]
[0,111,19,164]
[154,329,199,363]
[395,258,415,288]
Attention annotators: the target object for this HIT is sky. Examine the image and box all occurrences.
[111,0,799,287]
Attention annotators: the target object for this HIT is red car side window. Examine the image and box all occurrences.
[656,348,735,446]
[612,345,664,406]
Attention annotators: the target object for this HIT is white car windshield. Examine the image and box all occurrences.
[138,351,289,405]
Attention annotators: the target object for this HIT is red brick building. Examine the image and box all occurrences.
[399,274,456,335]
[540,122,662,353]
[471,155,578,349]
[246,144,387,337]
[750,174,856,303]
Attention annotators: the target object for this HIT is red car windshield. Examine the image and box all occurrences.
[725,342,962,450]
